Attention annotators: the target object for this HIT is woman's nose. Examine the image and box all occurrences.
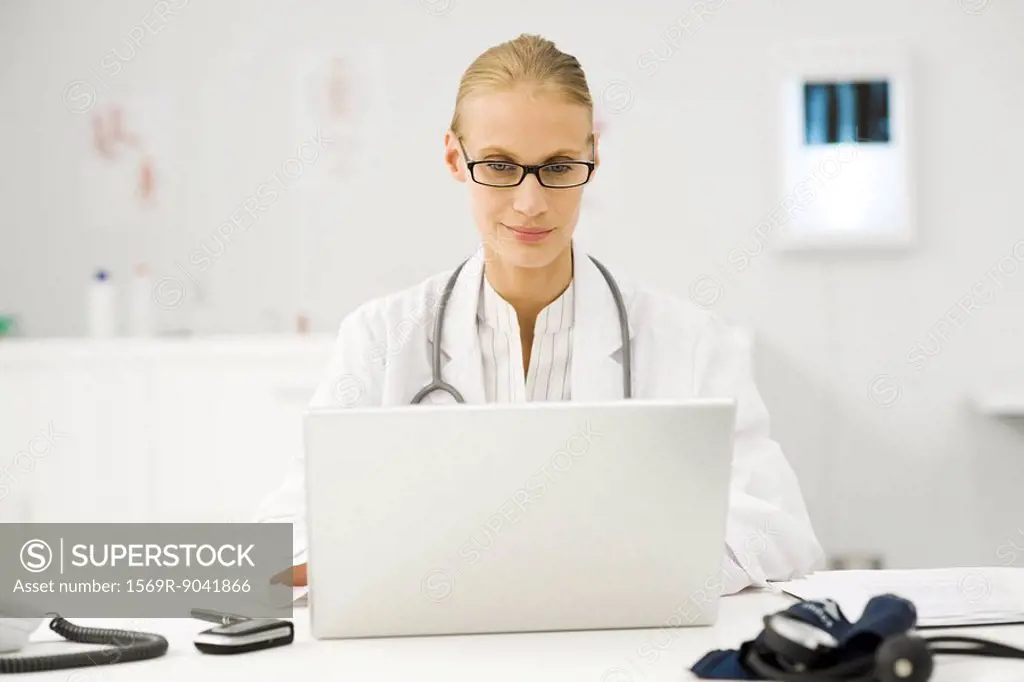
[511,174,548,216]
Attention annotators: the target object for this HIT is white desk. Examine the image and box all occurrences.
[12,589,1024,681]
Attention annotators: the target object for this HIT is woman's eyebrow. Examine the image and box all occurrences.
[478,147,517,158]
[478,146,582,160]
[544,150,581,160]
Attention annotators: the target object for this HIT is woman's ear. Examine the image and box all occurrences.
[443,130,466,182]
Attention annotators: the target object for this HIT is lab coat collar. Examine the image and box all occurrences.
[432,239,636,404]
[432,247,488,404]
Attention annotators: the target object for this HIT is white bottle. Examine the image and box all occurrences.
[128,263,154,337]
[88,269,117,338]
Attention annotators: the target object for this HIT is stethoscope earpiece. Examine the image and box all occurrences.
[874,634,933,682]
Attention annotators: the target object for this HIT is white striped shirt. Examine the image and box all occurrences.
[477,275,575,402]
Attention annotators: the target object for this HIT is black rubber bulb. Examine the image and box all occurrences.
[875,634,934,682]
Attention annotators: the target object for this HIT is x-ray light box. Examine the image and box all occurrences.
[775,43,915,251]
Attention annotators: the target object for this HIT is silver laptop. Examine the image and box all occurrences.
[303,398,736,639]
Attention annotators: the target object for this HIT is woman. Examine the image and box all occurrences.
[258,34,824,594]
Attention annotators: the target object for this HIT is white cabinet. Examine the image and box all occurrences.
[0,336,335,524]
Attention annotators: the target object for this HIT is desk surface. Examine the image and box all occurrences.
[12,589,1024,681]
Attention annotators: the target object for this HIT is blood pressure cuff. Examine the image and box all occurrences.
[690,594,917,679]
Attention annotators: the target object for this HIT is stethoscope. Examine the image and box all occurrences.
[410,254,632,404]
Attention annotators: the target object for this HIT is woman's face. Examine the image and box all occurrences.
[444,86,598,270]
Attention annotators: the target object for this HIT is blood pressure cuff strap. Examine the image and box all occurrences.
[689,594,918,679]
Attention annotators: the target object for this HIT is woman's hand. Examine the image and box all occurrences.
[271,563,307,587]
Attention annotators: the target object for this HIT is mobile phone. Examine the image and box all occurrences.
[193,618,294,655]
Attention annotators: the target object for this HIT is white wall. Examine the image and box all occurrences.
[2,0,1023,568]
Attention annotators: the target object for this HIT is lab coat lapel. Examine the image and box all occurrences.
[432,250,487,405]
[570,242,637,402]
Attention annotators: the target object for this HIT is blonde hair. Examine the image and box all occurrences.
[449,33,593,137]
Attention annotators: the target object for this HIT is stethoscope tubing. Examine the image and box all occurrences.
[411,254,630,404]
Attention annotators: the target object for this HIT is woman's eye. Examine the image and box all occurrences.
[546,164,571,174]
[484,163,516,173]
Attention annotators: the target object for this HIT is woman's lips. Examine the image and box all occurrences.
[502,223,554,243]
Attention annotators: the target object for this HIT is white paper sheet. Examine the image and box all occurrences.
[772,567,1024,628]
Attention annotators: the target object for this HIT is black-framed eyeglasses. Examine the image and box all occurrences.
[457,137,595,188]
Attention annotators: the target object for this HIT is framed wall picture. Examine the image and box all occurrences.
[773,42,915,251]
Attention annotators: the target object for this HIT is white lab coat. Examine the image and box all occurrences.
[255,241,825,595]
